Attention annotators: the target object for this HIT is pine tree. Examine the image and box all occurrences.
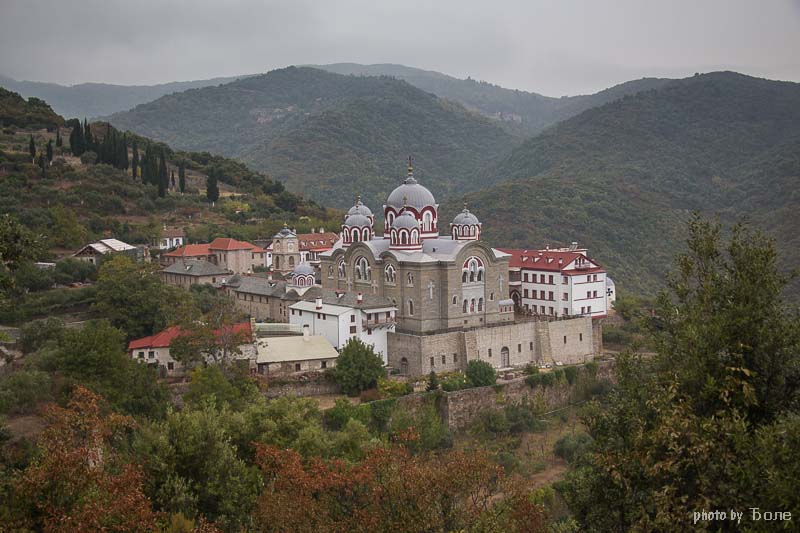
[178,161,186,193]
[29,135,36,163]
[131,141,139,179]
[206,170,219,203]
[46,140,53,163]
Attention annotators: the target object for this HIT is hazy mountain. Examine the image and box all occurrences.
[0,73,252,119]
[108,67,516,209]
[313,63,673,134]
[452,72,800,295]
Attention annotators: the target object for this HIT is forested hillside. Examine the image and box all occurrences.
[108,67,516,209]
[314,63,672,134]
[454,72,800,295]
[0,73,251,118]
[0,88,63,130]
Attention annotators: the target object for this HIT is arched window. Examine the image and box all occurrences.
[423,211,433,232]
[452,295,458,305]
[400,231,408,245]
[478,298,484,311]
[463,299,468,313]
[355,257,370,281]
[452,227,458,239]
[470,270,475,282]
[327,266,333,278]
[407,273,414,286]
[462,271,468,283]
[385,264,396,283]
[411,229,418,244]
[400,357,409,375]
[470,299,476,313]
[362,228,370,241]
[337,259,346,278]
[288,242,294,251]
[470,226,476,236]
[408,299,414,316]
[275,257,280,269]
[477,270,483,282]
[289,257,295,267]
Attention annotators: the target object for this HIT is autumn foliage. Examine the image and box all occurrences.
[251,441,545,532]
[11,387,159,532]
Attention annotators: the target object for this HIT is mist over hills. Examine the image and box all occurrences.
[0,73,251,119]
[453,72,800,294]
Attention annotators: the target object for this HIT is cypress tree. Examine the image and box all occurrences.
[83,119,93,151]
[178,161,186,193]
[170,170,175,190]
[206,170,219,203]
[69,122,83,156]
[157,151,168,197]
[46,140,53,163]
[131,141,139,179]
[120,134,129,170]
[55,128,62,148]
[29,135,36,162]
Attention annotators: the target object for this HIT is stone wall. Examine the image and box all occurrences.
[262,378,341,399]
[395,359,615,430]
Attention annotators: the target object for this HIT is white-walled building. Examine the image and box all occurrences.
[255,326,339,376]
[288,292,396,364]
[153,227,186,250]
[503,247,608,319]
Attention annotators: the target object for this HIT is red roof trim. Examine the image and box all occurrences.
[127,322,251,351]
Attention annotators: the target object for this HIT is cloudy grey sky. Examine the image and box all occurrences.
[1,0,799,96]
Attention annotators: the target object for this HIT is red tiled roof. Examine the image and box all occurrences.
[128,326,183,350]
[164,244,211,258]
[162,227,185,238]
[297,232,338,251]
[127,322,252,351]
[500,248,604,273]
[209,238,256,251]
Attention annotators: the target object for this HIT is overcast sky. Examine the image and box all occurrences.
[1,0,799,96]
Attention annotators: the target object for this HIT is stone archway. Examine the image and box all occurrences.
[510,290,521,310]
[501,347,510,368]
[400,357,409,376]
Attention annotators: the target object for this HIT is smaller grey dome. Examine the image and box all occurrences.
[391,211,420,230]
[292,262,315,276]
[343,213,371,227]
[273,224,296,239]
[347,196,373,217]
[453,206,480,226]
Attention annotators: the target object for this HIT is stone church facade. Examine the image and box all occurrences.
[319,163,598,376]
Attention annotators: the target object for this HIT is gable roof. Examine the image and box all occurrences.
[296,232,338,251]
[127,322,252,351]
[161,227,185,238]
[499,248,604,273]
[161,259,231,277]
[73,238,136,256]
[164,243,211,258]
[209,237,257,251]
[256,335,338,363]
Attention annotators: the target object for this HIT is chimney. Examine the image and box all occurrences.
[315,297,323,310]
[311,228,316,233]
[357,292,363,304]
[302,324,310,341]
[267,272,273,281]
[320,227,324,233]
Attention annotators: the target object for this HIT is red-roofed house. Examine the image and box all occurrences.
[162,238,267,274]
[128,322,254,376]
[500,245,608,319]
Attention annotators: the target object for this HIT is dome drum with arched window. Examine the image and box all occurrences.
[383,164,439,239]
[451,205,481,241]
[291,262,316,288]
[342,197,374,247]
[389,211,422,251]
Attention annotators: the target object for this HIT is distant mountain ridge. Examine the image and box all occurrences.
[0,73,253,119]
[312,63,673,134]
[451,72,800,295]
[108,67,517,209]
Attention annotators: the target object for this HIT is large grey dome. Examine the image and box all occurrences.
[391,211,420,230]
[347,197,373,217]
[343,213,371,227]
[292,262,315,276]
[386,176,436,210]
[453,207,480,226]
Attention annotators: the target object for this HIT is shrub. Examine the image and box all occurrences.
[554,433,594,464]
[334,338,386,396]
[426,371,439,391]
[19,316,65,354]
[466,360,496,387]
[564,366,580,385]
[323,398,369,431]
[524,363,539,375]
[539,373,556,387]
[505,402,542,433]
[441,373,469,392]
[79,151,97,165]
[479,409,510,434]
[377,377,412,397]
[0,369,53,414]
[359,388,382,403]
